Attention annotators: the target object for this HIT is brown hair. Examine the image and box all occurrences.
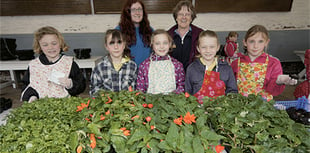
[151,29,174,53]
[226,31,239,40]
[105,29,130,58]
[172,0,197,23]
[118,0,152,47]
[244,25,269,53]
[244,25,269,42]
[197,30,219,46]
[33,26,68,54]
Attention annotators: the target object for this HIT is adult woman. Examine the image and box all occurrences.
[116,0,153,66]
[168,0,203,71]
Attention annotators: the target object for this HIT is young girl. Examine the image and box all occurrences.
[136,29,185,94]
[185,30,238,104]
[231,25,297,101]
[90,29,137,96]
[21,26,86,102]
[224,31,239,64]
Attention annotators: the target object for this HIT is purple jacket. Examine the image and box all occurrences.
[136,54,185,94]
[168,24,203,68]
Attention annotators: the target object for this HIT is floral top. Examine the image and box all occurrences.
[231,53,285,96]
[137,54,185,94]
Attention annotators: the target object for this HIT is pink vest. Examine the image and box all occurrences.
[26,56,72,98]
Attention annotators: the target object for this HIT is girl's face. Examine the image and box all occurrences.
[229,35,238,42]
[39,34,61,62]
[152,33,171,57]
[197,36,219,62]
[105,35,125,60]
[176,6,192,30]
[130,2,143,25]
[243,32,269,61]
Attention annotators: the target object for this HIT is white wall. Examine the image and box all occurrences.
[0,0,309,34]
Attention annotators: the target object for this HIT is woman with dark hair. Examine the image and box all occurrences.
[116,0,153,66]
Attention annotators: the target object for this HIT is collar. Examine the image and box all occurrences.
[150,54,170,61]
[200,57,218,71]
[174,26,192,37]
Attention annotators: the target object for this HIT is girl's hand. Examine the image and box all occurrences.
[58,77,73,89]
[276,75,297,85]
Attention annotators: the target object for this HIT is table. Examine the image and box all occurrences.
[0,56,103,89]
[293,50,306,80]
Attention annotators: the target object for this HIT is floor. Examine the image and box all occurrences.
[0,61,305,109]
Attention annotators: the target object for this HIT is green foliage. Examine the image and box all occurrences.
[0,97,88,153]
[1,92,309,153]
[204,94,310,153]
[76,90,223,152]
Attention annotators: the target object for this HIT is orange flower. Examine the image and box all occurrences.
[100,114,105,121]
[105,110,110,115]
[105,96,112,104]
[131,115,139,120]
[120,127,126,131]
[89,133,96,149]
[76,100,90,112]
[76,145,83,153]
[76,106,84,112]
[183,112,196,124]
[150,125,155,130]
[128,86,133,92]
[123,130,130,136]
[135,92,140,96]
[185,92,190,98]
[215,145,225,153]
[174,118,182,125]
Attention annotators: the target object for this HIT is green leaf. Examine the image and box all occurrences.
[127,128,148,145]
[200,128,225,141]
[111,135,126,153]
[165,122,179,149]
[69,132,78,151]
[193,137,204,153]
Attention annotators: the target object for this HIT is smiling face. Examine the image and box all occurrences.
[152,33,171,57]
[130,2,143,26]
[176,6,192,30]
[39,34,61,62]
[105,34,126,61]
[243,32,269,61]
[197,36,219,63]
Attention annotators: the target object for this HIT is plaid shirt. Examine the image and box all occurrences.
[90,56,137,96]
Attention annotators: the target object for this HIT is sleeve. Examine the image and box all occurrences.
[230,59,239,78]
[66,61,86,96]
[136,62,148,93]
[89,65,103,96]
[129,62,138,90]
[224,41,236,57]
[263,58,285,96]
[185,66,194,95]
[224,66,238,94]
[174,61,185,94]
[21,67,39,101]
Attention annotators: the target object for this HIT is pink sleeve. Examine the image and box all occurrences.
[173,60,185,94]
[136,61,149,93]
[263,57,285,96]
